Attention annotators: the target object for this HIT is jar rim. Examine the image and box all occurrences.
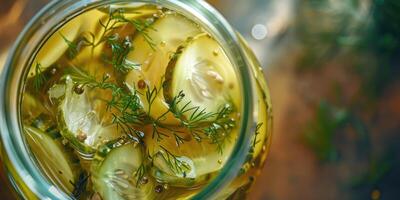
[0,1,255,199]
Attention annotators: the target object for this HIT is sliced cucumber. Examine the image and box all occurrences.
[24,125,78,193]
[166,34,241,120]
[125,13,202,124]
[92,142,156,200]
[102,3,158,19]
[145,128,236,187]
[29,13,82,78]
[151,150,208,187]
[58,77,123,155]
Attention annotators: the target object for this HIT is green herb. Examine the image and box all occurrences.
[61,11,121,56]
[203,104,236,154]
[83,10,122,49]
[159,146,191,177]
[173,133,189,147]
[64,66,98,87]
[150,123,169,142]
[251,123,263,153]
[111,13,157,50]
[239,123,264,175]
[33,63,47,91]
[168,91,236,153]
[134,162,147,187]
[61,34,79,59]
[145,84,161,116]
[61,9,155,61]
[103,34,141,73]
[169,91,217,128]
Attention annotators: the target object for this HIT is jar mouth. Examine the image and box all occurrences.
[0,0,255,199]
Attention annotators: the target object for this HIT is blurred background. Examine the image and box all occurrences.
[1,0,400,199]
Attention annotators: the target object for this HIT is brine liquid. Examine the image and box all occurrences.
[21,3,272,200]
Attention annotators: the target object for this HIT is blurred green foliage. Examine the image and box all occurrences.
[357,0,400,99]
[351,152,394,188]
[300,1,399,197]
[303,101,348,162]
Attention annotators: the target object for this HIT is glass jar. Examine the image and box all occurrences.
[0,0,272,199]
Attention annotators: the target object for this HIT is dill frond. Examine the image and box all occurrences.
[173,133,189,147]
[167,90,237,153]
[111,13,157,50]
[134,162,147,187]
[103,34,141,73]
[145,84,161,116]
[61,34,79,59]
[159,146,191,177]
[251,123,263,152]
[33,63,47,92]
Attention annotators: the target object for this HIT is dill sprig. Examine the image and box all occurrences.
[61,34,79,59]
[111,13,157,50]
[82,10,122,48]
[173,133,190,147]
[169,91,218,128]
[159,146,191,177]
[61,9,155,62]
[112,114,145,140]
[251,123,263,152]
[240,123,264,175]
[134,162,147,187]
[167,90,236,152]
[141,84,187,142]
[64,66,98,87]
[145,84,162,116]
[33,63,47,91]
[63,10,122,55]
[103,34,141,73]
[202,104,236,154]
[151,123,169,142]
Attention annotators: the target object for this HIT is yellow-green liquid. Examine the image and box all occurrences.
[20,3,272,200]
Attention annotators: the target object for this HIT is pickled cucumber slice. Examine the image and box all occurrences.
[29,14,82,78]
[103,3,158,19]
[24,126,78,193]
[151,150,208,187]
[125,13,202,124]
[58,77,123,155]
[146,128,236,187]
[166,34,241,121]
[92,142,155,200]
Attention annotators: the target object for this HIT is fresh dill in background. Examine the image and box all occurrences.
[297,0,400,198]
